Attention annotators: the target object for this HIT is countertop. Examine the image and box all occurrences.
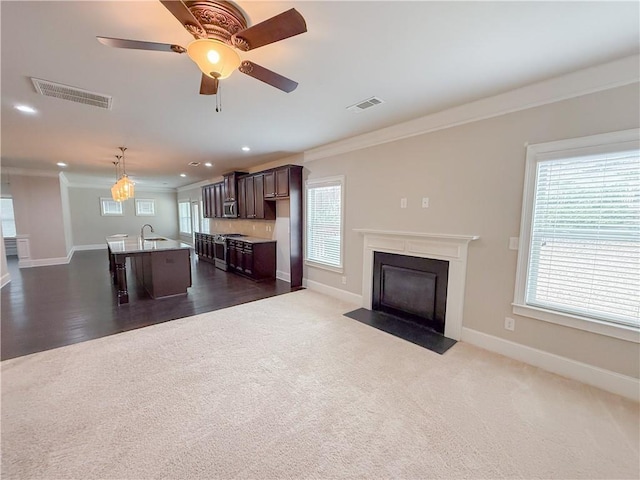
[229,236,276,244]
[106,235,192,254]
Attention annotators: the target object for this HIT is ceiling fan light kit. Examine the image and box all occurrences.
[97,0,307,99]
[187,39,241,79]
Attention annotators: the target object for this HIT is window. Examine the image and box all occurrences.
[305,176,344,271]
[514,129,639,341]
[100,198,123,216]
[1,198,17,237]
[135,198,155,216]
[191,201,200,234]
[178,201,192,235]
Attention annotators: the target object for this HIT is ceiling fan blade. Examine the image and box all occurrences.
[239,61,298,93]
[234,9,306,51]
[97,36,185,53]
[200,74,219,95]
[159,0,206,39]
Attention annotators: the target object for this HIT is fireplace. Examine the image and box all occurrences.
[373,252,449,334]
[356,229,478,341]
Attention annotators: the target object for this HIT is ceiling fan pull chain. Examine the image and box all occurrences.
[216,86,222,113]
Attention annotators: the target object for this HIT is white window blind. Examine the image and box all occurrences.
[100,198,123,216]
[526,150,640,328]
[178,201,192,234]
[1,198,17,237]
[306,178,343,269]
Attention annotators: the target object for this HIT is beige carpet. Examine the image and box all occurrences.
[1,290,638,479]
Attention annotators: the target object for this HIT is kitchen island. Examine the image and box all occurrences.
[106,235,192,305]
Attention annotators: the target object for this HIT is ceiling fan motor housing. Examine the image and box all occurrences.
[186,1,248,46]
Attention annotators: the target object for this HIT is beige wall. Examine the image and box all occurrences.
[11,175,68,260]
[69,187,179,246]
[304,83,640,378]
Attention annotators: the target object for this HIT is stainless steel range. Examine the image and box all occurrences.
[213,233,244,270]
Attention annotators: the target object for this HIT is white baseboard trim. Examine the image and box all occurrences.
[303,279,363,306]
[1,273,11,288]
[461,327,639,402]
[276,270,291,282]
[73,244,108,252]
[19,250,73,268]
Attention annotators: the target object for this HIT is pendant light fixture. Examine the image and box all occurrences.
[114,147,135,201]
[110,157,124,202]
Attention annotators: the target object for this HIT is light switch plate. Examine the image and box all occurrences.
[422,197,429,208]
[400,198,407,209]
[509,237,519,250]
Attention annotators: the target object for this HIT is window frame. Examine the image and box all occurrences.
[135,198,155,216]
[100,198,124,216]
[304,175,345,273]
[513,129,639,343]
[178,200,192,235]
[1,197,17,238]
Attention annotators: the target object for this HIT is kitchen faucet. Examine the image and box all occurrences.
[141,224,154,240]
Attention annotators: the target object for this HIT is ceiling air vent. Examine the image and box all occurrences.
[346,96,385,113]
[188,162,201,167]
[31,78,113,110]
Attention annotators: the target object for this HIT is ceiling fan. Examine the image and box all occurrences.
[97,0,307,95]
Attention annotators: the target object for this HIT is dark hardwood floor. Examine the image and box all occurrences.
[1,250,296,360]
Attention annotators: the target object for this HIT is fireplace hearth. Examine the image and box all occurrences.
[345,251,455,354]
[345,229,479,353]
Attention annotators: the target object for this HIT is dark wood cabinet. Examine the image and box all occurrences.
[203,182,224,218]
[223,172,246,202]
[202,185,212,218]
[244,175,255,218]
[195,233,215,263]
[238,173,275,220]
[228,239,275,280]
[264,167,290,198]
[213,182,223,218]
[237,177,247,219]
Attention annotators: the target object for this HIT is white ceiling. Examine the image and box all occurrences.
[2,1,639,189]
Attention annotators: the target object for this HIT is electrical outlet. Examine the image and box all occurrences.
[504,317,515,331]
[400,197,407,209]
[341,276,347,285]
[509,237,519,250]
[422,197,429,208]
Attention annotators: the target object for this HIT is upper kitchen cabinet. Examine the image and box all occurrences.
[223,172,246,202]
[213,182,223,218]
[264,167,290,199]
[238,173,275,220]
[202,181,224,218]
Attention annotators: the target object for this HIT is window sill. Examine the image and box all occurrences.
[305,259,343,274]
[512,303,639,343]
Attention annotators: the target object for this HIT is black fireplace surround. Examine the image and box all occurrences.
[373,251,449,334]
[344,251,455,354]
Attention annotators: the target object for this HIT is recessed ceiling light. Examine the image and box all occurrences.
[204,162,213,167]
[56,162,67,167]
[15,105,36,114]
[180,173,187,177]
[241,146,250,152]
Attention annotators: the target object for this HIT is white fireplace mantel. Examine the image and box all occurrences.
[355,229,479,341]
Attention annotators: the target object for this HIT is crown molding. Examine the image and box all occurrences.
[65,180,176,193]
[177,179,217,192]
[0,167,60,178]
[304,55,640,163]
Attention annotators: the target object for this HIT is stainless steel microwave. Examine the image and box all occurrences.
[223,201,237,218]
